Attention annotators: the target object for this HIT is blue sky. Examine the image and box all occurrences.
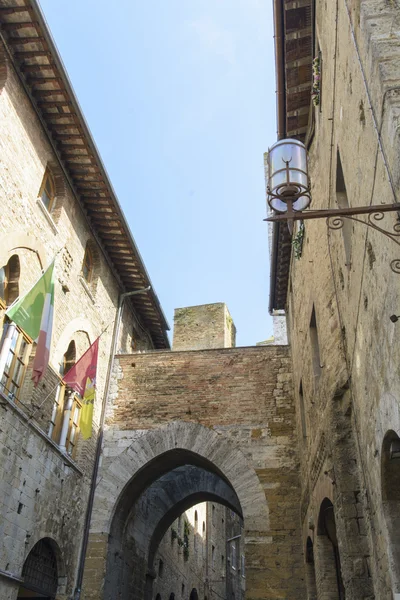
[40,0,276,346]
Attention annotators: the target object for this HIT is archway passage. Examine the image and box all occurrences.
[84,421,302,600]
[190,589,199,600]
[104,451,243,600]
[17,538,58,599]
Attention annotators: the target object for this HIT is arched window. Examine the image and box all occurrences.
[381,430,400,591]
[49,340,82,457]
[39,169,56,212]
[194,510,198,531]
[82,243,93,283]
[18,538,58,599]
[0,254,20,306]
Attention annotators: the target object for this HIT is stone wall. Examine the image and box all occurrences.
[0,45,152,600]
[85,344,305,600]
[173,303,236,351]
[283,0,400,598]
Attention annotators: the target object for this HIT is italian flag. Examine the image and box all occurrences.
[6,262,55,386]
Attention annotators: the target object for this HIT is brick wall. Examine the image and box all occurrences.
[88,344,306,600]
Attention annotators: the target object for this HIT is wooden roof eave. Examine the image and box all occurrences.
[269,0,313,314]
[0,0,170,348]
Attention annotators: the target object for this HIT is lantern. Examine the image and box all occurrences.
[266,138,311,214]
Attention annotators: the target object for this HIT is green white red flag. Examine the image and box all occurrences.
[5,262,55,386]
[63,337,99,439]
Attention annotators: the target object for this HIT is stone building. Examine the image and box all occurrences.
[269,0,400,598]
[84,301,304,600]
[0,1,169,599]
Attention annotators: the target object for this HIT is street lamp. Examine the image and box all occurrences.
[265,139,400,272]
[266,138,311,233]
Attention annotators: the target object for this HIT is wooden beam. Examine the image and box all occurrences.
[7,36,44,44]
[58,144,88,150]
[52,134,84,141]
[33,89,67,98]
[49,123,80,131]
[38,101,71,107]
[14,50,51,58]
[0,7,31,14]
[21,64,55,73]
[60,153,96,164]
[1,22,40,31]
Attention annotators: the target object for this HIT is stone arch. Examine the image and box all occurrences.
[381,429,400,592]
[51,318,94,370]
[44,160,68,223]
[17,536,66,599]
[89,421,269,600]
[315,498,345,600]
[0,233,47,271]
[81,238,101,295]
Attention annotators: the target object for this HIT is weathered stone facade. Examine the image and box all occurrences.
[269,0,400,598]
[0,4,168,598]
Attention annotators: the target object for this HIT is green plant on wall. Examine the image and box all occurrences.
[312,56,321,106]
[292,222,305,260]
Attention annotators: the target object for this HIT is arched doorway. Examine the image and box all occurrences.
[89,422,269,600]
[190,589,199,600]
[381,430,400,592]
[17,538,59,599]
[305,536,317,599]
[316,499,345,599]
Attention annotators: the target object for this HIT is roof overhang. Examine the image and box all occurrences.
[0,0,170,348]
[269,0,313,313]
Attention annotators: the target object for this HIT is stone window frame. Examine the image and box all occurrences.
[48,339,83,459]
[0,320,32,404]
[36,162,67,231]
[79,239,101,300]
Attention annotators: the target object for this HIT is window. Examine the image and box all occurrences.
[0,322,31,402]
[0,254,20,307]
[310,306,322,382]
[49,341,82,458]
[212,504,216,526]
[82,244,93,283]
[231,543,237,570]
[336,150,352,267]
[299,380,307,439]
[241,554,245,578]
[39,170,56,212]
[194,510,198,532]
[211,545,215,568]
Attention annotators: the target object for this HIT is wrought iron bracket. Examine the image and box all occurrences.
[265,203,400,273]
